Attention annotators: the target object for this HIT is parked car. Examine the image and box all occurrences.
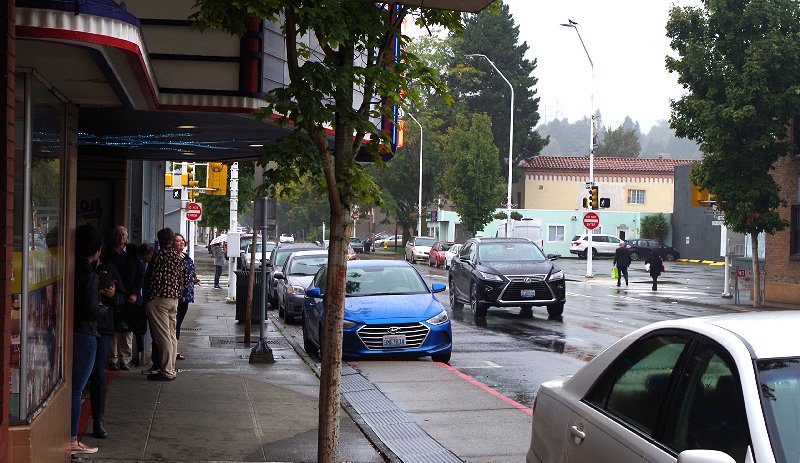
[625,238,680,261]
[279,233,295,243]
[273,249,328,323]
[428,241,456,268]
[443,243,462,270]
[374,234,403,248]
[349,236,364,253]
[527,310,799,463]
[569,233,624,258]
[319,239,357,260]
[404,236,437,263]
[448,237,565,319]
[301,260,452,363]
[267,242,321,309]
[239,241,277,270]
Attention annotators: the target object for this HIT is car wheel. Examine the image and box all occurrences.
[302,316,318,354]
[449,278,463,311]
[591,247,598,258]
[579,250,587,259]
[428,258,433,267]
[665,253,676,261]
[431,351,451,363]
[470,282,488,318]
[283,301,294,324]
[629,251,640,261]
[547,302,564,320]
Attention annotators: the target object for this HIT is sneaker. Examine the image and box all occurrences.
[70,441,98,455]
[147,372,175,381]
[119,362,129,371]
[108,363,118,371]
[141,367,159,375]
[214,286,222,290]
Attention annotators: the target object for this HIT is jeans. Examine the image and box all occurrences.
[214,265,223,287]
[616,266,629,286]
[90,334,113,419]
[72,332,98,440]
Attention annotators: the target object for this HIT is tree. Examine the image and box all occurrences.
[443,113,504,235]
[666,0,800,307]
[191,3,465,461]
[640,213,669,243]
[640,120,702,159]
[594,125,641,157]
[450,2,548,169]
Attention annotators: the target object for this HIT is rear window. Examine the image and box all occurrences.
[571,235,583,241]
[415,237,437,247]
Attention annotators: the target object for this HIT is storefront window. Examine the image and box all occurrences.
[11,73,66,422]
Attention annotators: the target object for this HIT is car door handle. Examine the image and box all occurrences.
[569,425,586,444]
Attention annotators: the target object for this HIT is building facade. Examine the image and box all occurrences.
[765,154,800,304]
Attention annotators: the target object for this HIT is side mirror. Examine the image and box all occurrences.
[430,282,446,293]
[459,255,469,262]
[273,270,285,280]
[547,254,560,261]
[306,287,323,298]
[677,450,736,463]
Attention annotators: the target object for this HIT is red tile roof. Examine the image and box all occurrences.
[522,156,695,173]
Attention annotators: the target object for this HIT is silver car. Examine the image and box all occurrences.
[273,249,328,324]
[528,311,800,463]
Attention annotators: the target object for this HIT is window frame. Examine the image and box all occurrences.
[547,224,566,243]
[627,189,646,205]
[791,205,800,259]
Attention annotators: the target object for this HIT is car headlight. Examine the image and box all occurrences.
[342,319,358,329]
[478,271,504,282]
[547,270,564,281]
[287,285,305,295]
[426,310,449,325]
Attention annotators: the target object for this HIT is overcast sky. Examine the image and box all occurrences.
[503,0,701,132]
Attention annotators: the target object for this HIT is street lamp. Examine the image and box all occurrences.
[561,19,596,277]
[466,53,514,235]
[407,113,424,235]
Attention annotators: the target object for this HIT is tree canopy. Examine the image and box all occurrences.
[594,125,641,157]
[666,0,800,306]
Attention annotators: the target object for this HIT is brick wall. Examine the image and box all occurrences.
[0,1,14,462]
[766,154,800,303]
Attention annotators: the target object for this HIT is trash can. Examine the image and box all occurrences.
[235,270,268,323]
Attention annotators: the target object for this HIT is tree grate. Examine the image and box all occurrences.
[208,336,283,348]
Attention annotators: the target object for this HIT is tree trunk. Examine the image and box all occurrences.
[317,206,350,462]
[751,232,762,308]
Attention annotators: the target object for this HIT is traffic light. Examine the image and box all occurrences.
[589,186,599,210]
[582,197,589,209]
[207,162,228,196]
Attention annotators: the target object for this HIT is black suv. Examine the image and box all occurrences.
[448,237,565,319]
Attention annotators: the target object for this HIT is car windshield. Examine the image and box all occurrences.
[344,266,428,296]
[439,243,454,251]
[415,237,437,246]
[478,242,546,262]
[273,250,295,267]
[288,255,328,276]
[250,242,276,253]
[571,235,582,241]
[757,357,800,463]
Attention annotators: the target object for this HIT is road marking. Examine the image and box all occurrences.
[566,291,591,298]
[460,360,503,369]
[438,363,532,415]
[609,294,647,302]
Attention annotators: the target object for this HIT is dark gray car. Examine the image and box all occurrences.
[273,250,328,323]
[266,242,321,309]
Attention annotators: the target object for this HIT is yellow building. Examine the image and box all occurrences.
[517,156,696,213]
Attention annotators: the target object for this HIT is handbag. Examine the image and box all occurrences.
[113,305,131,332]
[611,266,619,279]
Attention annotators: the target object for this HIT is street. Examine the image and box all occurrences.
[278,254,741,408]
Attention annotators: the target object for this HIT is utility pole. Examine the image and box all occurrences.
[227,162,239,302]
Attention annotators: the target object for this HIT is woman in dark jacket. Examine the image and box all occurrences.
[89,258,126,438]
[174,233,198,360]
[645,253,664,291]
[71,224,104,455]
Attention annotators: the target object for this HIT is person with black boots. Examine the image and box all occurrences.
[89,256,126,439]
[645,253,664,291]
[612,241,632,287]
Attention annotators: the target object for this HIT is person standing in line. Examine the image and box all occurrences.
[645,253,664,291]
[90,257,126,439]
[135,243,157,373]
[212,242,226,289]
[71,224,104,455]
[173,233,199,361]
[142,228,187,381]
[106,226,144,371]
[612,241,632,287]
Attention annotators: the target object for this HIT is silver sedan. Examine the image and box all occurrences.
[528,311,800,463]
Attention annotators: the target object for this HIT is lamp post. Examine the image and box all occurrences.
[466,53,514,235]
[408,113,423,235]
[561,19,595,277]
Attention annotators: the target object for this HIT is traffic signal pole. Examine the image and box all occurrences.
[227,162,239,302]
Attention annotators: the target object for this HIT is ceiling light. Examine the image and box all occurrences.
[249,144,264,147]
[177,125,197,129]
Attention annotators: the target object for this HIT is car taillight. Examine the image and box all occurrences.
[572,242,581,246]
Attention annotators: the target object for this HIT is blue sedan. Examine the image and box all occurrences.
[301,260,452,363]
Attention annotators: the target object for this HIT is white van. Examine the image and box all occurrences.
[495,218,544,250]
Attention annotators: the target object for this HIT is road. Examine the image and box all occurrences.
[278,253,744,409]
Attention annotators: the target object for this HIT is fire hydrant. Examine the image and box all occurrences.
[383,241,388,250]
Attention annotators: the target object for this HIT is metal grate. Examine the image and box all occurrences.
[208,336,282,348]
[357,323,429,350]
[499,276,553,302]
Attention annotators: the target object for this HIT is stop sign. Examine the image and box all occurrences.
[583,212,599,230]
[186,202,202,221]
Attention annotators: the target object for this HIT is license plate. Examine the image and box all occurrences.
[521,289,536,298]
[383,334,406,347]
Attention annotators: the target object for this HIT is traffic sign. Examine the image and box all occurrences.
[186,202,202,221]
[172,188,181,199]
[583,212,600,230]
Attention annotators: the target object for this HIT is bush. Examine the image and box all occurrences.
[640,213,669,243]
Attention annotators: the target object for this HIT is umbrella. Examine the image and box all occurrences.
[210,234,228,245]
